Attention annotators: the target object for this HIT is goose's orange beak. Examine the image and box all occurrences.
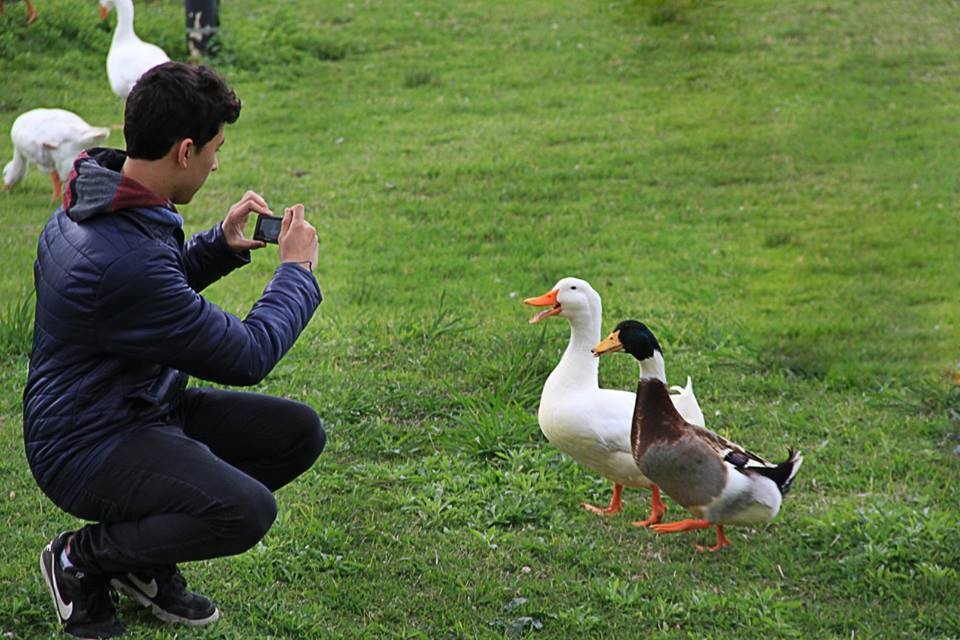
[524,288,560,324]
[99,5,109,20]
[591,330,624,357]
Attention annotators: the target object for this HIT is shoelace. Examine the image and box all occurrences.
[144,566,190,598]
[169,569,188,595]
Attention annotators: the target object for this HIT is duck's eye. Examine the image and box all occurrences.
[571,286,577,290]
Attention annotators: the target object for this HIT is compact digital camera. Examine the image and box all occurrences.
[253,214,282,244]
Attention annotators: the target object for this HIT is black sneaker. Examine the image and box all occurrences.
[40,532,126,639]
[111,566,219,626]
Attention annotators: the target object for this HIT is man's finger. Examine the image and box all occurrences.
[249,201,273,216]
[231,192,272,216]
[280,207,293,237]
[233,238,267,251]
[246,191,271,213]
[227,200,272,222]
[289,203,305,223]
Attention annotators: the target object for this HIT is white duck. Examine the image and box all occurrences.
[3,109,110,202]
[99,0,170,99]
[525,277,706,526]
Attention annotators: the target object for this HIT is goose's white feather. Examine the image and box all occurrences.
[3,109,110,189]
[100,0,170,99]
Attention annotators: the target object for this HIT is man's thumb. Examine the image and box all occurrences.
[280,208,293,238]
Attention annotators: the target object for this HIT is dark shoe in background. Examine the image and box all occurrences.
[111,565,219,626]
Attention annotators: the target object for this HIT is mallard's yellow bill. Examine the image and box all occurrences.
[591,330,624,357]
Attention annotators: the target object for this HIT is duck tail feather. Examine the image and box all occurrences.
[753,449,803,496]
[669,376,693,396]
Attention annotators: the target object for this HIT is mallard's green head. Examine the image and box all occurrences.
[592,320,662,361]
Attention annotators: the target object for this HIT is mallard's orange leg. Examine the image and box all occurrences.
[651,518,713,546]
[25,0,37,23]
[632,485,667,528]
[50,172,62,203]
[695,525,730,553]
[582,483,623,516]
[650,518,711,534]
[651,518,731,552]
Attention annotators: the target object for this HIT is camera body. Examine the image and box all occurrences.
[253,214,282,244]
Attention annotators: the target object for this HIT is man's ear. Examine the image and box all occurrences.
[176,139,195,169]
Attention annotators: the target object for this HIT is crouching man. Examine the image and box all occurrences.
[23,62,325,638]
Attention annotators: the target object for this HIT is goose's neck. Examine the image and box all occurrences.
[546,315,601,391]
[4,150,27,186]
[639,352,667,385]
[112,0,137,42]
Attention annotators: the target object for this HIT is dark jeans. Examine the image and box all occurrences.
[62,389,325,576]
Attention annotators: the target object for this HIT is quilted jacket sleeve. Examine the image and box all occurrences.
[182,222,251,292]
[95,239,321,386]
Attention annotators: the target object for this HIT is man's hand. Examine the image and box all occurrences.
[279,204,319,272]
[223,190,274,253]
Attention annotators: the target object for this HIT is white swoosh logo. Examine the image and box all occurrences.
[129,574,159,599]
[51,559,74,621]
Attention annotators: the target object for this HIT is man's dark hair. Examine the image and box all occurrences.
[124,62,241,160]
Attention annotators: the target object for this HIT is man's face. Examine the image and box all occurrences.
[174,126,224,204]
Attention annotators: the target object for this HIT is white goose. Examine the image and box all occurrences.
[3,109,110,202]
[99,0,170,99]
[525,277,706,526]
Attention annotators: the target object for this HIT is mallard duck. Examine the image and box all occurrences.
[525,278,705,526]
[3,108,110,202]
[592,320,802,551]
[99,0,170,99]
[0,0,37,24]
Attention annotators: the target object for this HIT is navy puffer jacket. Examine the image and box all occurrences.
[23,148,322,508]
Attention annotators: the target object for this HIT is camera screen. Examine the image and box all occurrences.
[254,215,282,244]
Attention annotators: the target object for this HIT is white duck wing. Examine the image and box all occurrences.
[582,390,654,487]
[540,387,650,486]
[669,376,705,427]
[587,387,638,453]
[541,388,632,454]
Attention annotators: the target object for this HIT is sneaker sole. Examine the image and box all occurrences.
[39,544,66,624]
[110,579,220,627]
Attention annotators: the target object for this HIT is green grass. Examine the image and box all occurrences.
[2,0,960,637]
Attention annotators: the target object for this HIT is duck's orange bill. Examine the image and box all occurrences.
[591,330,624,357]
[523,289,560,324]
